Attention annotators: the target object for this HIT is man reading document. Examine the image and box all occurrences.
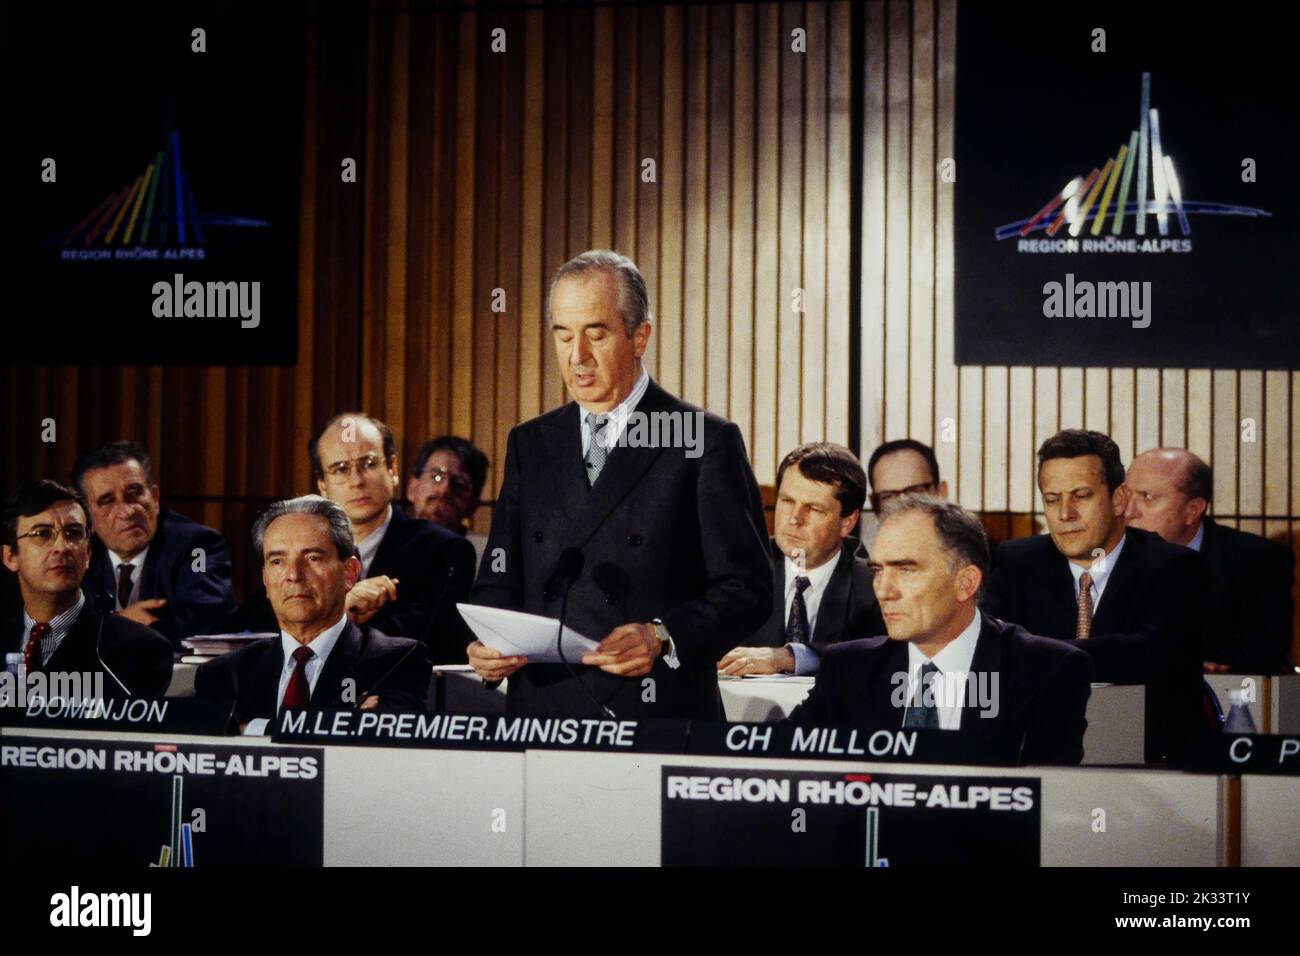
[468,250,772,719]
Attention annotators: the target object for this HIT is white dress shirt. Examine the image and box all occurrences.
[354,505,393,578]
[903,609,983,730]
[108,545,151,609]
[580,366,650,456]
[1186,523,1205,552]
[243,614,349,736]
[783,550,840,676]
[21,591,86,667]
[1067,532,1126,613]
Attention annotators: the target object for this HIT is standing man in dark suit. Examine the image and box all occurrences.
[982,429,1208,764]
[1125,447,1295,674]
[468,250,773,719]
[3,480,173,698]
[72,440,235,647]
[789,496,1092,766]
[195,496,430,733]
[718,442,884,676]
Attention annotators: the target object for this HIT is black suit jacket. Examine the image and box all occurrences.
[982,527,1207,764]
[1198,518,1295,673]
[788,614,1093,765]
[193,621,430,727]
[2,602,173,698]
[84,508,236,647]
[749,537,885,655]
[472,378,773,720]
[232,508,476,664]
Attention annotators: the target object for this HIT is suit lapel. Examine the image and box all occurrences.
[960,617,1004,740]
[1092,529,1141,632]
[542,403,589,525]
[873,640,909,729]
[369,509,410,577]
[762,539,786,643]
[1039,544,1078,637]
[257,640,286,715]
[137,517,164,601]
[811,545,853,645]
[312,622,362,707]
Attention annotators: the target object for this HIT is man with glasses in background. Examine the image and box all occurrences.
[2,480,173,697]
[407,435,490,572]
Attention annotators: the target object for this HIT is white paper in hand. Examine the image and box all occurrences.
[456,603,600,664]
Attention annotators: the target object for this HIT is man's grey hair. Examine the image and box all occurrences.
[880,494,990,594]
[545,249,652,337]
[251,495,355,564]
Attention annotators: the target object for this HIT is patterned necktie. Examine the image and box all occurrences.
[785,576,812,644]
[281,646,315,711]
[117,563,135,609]
[24,622,51,673]
[1076,571,1094,639]
[584,414,610,486]
[903,661,941,728]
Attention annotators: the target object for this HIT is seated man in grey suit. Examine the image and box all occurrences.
[789,496,1093,766]
[196,495,430,734]
[719,442,884,676]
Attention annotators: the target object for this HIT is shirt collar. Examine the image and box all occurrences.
[783,547,840,597]
[23,590,86,635]
[279,614,349,670]
[108,543,150,572]
[1067,531,1125,595]
[1187,522,1205,552]
[907,607,983,677]
[355,504,394,548]
[579,365,650,423]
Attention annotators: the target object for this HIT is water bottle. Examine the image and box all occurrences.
[1222,689,1257,734]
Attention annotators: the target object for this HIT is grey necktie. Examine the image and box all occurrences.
[584,413,610,486]
[903,661,941,729]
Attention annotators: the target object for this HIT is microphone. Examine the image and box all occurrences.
[551,548,616,720]
[354,635,429,709]
[415,562,461,651]
[92,592,132,697]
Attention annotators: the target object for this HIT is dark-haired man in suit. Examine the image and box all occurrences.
[983,429,1208,765]
[790,496,1092,766]
[3,480,173,698]
[73,440,235,647]
[1125,447,1295,674]
[196,495,430,733]
[719,442,884,676]
[469,250,773,719]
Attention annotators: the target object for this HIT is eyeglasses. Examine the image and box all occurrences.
[872,483,937,508]
[323,454,390,483]
[416,466,472,494]
[16,524,90,547]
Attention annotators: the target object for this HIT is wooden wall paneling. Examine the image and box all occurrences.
[707,3,733,417]
[1186,368,1212,463]
[566,7,594,263]
[751,2,780,484]
[882,0,910,442]
[590,6,615,251]
[361,11,389,417]
[931,0,956,488]
[493,8,524,506]
[1008,368,1033,512]
[451,11,478,434]
[1134,367,1159,453]
[681,4,709,408]
[1058,367,1082,429]
[1211,370,1238,516]
[517,9,545,427]
[776,1,804,461]
[859,0,886,476]
[1084,368,1108,433]
[824,0,852,448]
[657,5,684,398]
[1264,371,1289,518]
[729,3,756,454]
[907,0,934,446]
[1239,370,1264,520]
[800,1,827,441]
[473,12,501,497]
[613,5,639,261]
[1161,368,1186,448]
[1109,367,1135,472]
[983,367,1008,512]
[384,12,409,446]
[635,6,662,382]
[403,12,435,467]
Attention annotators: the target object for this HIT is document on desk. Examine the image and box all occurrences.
[456,603,600,663]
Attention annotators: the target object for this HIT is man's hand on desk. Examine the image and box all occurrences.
[117,598,167,627]
[467,640,528,682]
[346,575,399,624]
[717,646,795,676]
[582,623,661,677]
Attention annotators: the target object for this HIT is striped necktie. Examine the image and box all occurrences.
[1076,571,1094,638]
[584,413,610,486]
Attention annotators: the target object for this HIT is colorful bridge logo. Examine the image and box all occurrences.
[149,775,195,867]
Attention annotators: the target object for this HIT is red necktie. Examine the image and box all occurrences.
[280,645,315,711]
[25,622,51,673]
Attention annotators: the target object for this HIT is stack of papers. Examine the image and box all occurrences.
[181,633,277,657]
[457,604,598,663]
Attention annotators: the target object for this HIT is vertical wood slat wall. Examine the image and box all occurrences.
[1,1,1296,659]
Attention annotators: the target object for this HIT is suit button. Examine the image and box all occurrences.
[627,534,642,546]
[604,592,617,604]
[533,530,544,542]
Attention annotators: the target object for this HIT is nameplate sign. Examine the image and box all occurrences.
[686,721,1020,766]
[662,766,1041,865]
[1184,734,1300,775]
[272,709,690,753]
[0,697,235,736]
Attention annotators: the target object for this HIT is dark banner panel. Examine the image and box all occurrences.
[954,2,1299,369]
[1,2,301,365]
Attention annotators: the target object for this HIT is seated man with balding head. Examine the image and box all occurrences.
[197,496,430,734]
[789,496,1092,766]
[1125,447,1295,673]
